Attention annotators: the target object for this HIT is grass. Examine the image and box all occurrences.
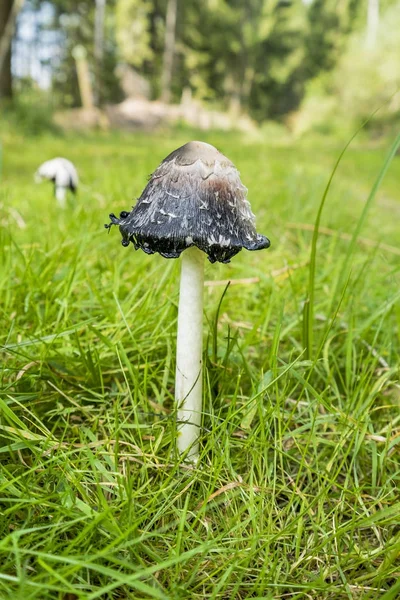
[0,124,399,599]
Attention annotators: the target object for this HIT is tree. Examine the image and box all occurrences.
[296,0,400,133]
[39,0,121,108]
[337,0,400,121]
[366,0,379,48]
[94,0,106,105]
[116,0,155,69]
[160,0,177,102]
[13,0,388,124]
[304,0,363,78]
[0,0,25,99]
[176,0,307,119]
[116,0,168,98]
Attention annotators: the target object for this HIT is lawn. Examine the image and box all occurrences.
[0,126,399,599]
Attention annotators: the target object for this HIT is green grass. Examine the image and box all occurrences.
[0,125,400,599]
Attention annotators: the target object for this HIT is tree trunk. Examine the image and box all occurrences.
[241,65,255,110]
[228,89,241,120]
[94,0,106,106]
[366,0,379,49]
[72,45,95,110]
[0,0,14,99]
[160,0,178,103]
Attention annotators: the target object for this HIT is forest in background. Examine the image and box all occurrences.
[1,0,399,135]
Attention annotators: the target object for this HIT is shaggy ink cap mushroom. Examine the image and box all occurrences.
[35,158,78,193]
[106,141,271,460]
[107,141,270,263]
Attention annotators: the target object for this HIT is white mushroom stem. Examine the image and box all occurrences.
[55,186,67,209]
[176,246,205,460]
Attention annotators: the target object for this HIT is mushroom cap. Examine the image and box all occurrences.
[107,141,270,263]
[35,158,78,192]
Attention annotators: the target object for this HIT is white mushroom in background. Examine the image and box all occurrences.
[106,141,270,462]
[35,158,78,208]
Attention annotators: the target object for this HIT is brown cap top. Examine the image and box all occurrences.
[164,141,233,168]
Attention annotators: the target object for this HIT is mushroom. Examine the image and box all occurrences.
[106,141,270,460]
[35,158,78,208]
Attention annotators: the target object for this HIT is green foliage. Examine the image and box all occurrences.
[15,0,388,124]
[305,0,362,77]
[176,0,307,118]
[111,0,363,118]
[115,0,167,97]
[40,0,122,107]
[0,90,59,136]
[249,1,307,119]
[0,128,400,597]
[297,0,400,134]
[116,0,155,67]
[335,0,400,124]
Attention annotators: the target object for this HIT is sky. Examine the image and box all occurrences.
[13,2,59,89]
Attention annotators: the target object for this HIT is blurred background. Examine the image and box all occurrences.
[0,0,398,138]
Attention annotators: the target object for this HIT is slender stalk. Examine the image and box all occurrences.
[55,186,67,209]
[176,246,204,459]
